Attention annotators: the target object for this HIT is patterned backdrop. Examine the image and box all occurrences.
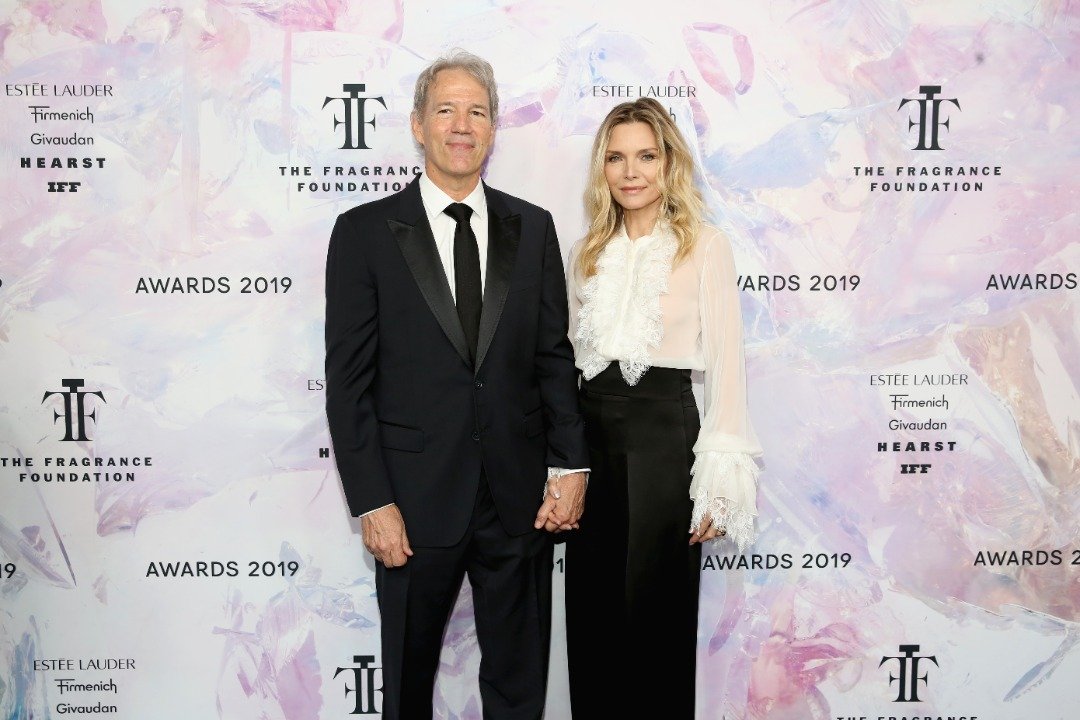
[1,1,1077,718]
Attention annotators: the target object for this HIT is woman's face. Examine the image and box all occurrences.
[603,121,663,214]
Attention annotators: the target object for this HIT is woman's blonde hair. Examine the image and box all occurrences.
[578,98,703,278]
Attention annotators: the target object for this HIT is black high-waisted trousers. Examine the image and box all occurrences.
[565,364,702,719]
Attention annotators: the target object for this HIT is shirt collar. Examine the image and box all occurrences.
[418,173,487,227]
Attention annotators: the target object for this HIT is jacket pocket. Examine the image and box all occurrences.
[379,422,424,452]
[523,408,544,438]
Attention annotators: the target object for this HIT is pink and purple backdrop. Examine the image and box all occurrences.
[1,1,1078,718]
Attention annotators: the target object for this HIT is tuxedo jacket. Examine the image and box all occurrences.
[325,177,588,547]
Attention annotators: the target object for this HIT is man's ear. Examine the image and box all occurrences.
[410,112,424,147]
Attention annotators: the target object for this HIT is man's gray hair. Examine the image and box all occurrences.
[412,49,499,124]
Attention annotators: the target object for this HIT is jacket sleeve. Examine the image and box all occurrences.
[325,212,395,517]
[533,211,589,469]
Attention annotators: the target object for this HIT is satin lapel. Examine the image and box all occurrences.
[475,188,521,374]
[387,193,470,366]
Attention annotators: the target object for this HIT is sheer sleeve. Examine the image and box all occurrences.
[690,227,762,551]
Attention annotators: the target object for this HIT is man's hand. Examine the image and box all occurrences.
[689,514,725,545]
[534,472,587,533]
[551,472,587,530]
[534,494,560,532]
[362,504,414,567]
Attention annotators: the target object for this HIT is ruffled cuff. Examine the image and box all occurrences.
[689,451,760,552]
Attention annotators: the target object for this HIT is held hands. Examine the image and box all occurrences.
[361,504,414,568]
[689,514,727,545]
[534,471,587,533]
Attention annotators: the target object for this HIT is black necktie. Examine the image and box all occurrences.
[444,202,482,362]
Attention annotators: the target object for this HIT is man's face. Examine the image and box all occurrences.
[411,68,495,189]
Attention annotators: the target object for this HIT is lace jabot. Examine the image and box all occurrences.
[575,224,677,385]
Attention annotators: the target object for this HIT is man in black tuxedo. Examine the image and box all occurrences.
[325,50,588,720]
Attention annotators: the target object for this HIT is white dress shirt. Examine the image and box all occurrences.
[418,172,489,299]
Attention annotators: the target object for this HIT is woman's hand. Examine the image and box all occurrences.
[689,514,726,545]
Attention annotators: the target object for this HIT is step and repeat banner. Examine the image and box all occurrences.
[1,1,1077,718]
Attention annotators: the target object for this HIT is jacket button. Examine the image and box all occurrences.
[472,431,480,441]
[475,381,483,389]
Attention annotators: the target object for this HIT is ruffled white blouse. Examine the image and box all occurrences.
[567,222,762,550]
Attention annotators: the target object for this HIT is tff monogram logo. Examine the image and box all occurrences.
[41,379,105,442]
[323,84,387,150]
[334,655,382,715]
[897,85,960,151]
[880,644,938,702]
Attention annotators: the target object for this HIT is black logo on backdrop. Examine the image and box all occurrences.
[898,85,960,151]
[334,655,382,714]
[880,644,938,702]
[42,379,105,441]
[323,85,386,150]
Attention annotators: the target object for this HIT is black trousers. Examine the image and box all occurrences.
[565,365,702,719]
[375,474,553,720]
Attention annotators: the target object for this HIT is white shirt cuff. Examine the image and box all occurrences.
[359,502,394,518]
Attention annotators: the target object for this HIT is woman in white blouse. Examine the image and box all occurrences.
[563,98,761,718]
